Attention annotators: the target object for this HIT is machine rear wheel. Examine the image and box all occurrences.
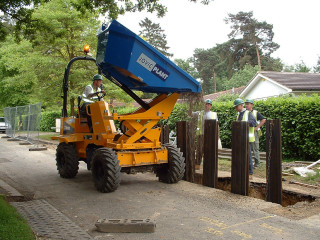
[56,143,79,178]
[91,148,121,193]
[157,143,185,183]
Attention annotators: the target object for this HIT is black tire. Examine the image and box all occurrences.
[157,143,185,183]
[91,148,121,193]
[56,142,79,178]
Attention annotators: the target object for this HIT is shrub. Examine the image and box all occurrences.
[162,103,191,131]
[39,94,320,161]
[169,95,320,161]
[40,111,61,132]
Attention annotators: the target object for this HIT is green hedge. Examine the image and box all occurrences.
[40,95,320,161]
[250,95,320,161]
[40,111,61,132]
[205,95,319,161]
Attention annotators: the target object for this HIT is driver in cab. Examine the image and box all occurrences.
[83,74,106,102]
[81,74,106,132]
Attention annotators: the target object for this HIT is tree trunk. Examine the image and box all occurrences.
[213,68,216,93]
[255,44,262,70]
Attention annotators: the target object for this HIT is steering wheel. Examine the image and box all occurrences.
[95,91,106,101]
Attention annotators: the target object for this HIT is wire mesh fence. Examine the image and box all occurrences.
[3,103,42,147]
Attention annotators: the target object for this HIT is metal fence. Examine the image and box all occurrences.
[4,103,42,146]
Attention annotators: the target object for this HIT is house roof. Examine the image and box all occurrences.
[256,71,320,91]
[204,86,245,100]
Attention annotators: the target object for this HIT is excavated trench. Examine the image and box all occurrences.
[216,177,317,207]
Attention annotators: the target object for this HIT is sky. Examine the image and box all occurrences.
[117,0,320,68]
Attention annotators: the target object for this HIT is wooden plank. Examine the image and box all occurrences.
[266,119,282,204]
[203,119,218,188]
[294,161,318,165]
[282,172,294,176]
[186,121,195,183]
[289,180,319,189]
[231,121,249,196]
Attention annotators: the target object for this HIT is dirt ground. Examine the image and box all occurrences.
[219,178,320,220]
[45,140,320,222]
[194,159,320,221]
[1,136,320,240]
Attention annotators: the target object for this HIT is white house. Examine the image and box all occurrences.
[240,71,320,100]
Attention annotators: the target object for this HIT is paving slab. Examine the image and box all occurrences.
[96,218,156,233]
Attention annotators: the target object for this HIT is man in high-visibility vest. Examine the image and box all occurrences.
[81,74,106,132]
[245,99,266,168]
[233,98,257,177]
[83,74,105,103]
[193,99,219,170]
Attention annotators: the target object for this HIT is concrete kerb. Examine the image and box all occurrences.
[0,178,24,201]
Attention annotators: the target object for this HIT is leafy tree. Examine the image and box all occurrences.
[0,0,42,41]
[193,48,217,94]
[0,36,34,107]
[216,39,245,78]
[294,61,311,72]
[1,0,213,41]
[0,13,16,40]
[192,47,228,94]
[138,17,173,57]
[314,57,320,73]
[224,64,260,90]
[283,65,295,72]
[25,0,100,109]
[284,60,311,73]
[174,58,200,80]
[0,0,129,110]
[0,0,167,41]
[215,93,240,102]
[260,56,283,72]
[224,11,280,71]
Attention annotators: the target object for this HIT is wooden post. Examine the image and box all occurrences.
[177,121,195,183]
[176,121,186,162]
[231,121,249,196]
[203,119,218,188]
[187,121,195,183]
[266,119,282,204]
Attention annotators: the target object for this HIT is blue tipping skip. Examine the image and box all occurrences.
[96,20,201,94]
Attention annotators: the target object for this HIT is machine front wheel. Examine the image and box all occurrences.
[91,148,121,193]
[157,143,185,183]
[56,143,79,178]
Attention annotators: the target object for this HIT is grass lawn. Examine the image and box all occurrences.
[0,196,35,240]
[39,132,59,141]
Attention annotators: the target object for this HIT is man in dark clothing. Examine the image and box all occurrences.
[245,99,266,168]
[233,98,257,178]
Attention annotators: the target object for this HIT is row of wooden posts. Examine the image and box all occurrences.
[162,119,283,205]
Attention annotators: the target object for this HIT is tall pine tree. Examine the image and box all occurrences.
[224,11,280,71]
[139,17,173,58]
